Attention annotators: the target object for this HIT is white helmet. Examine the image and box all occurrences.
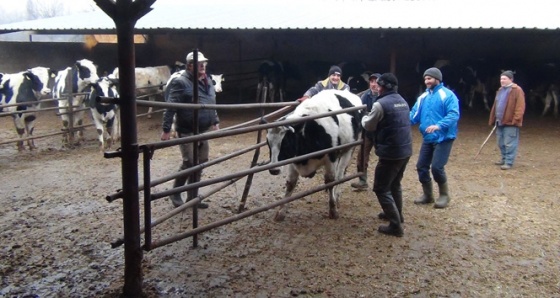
[186,51,209,64]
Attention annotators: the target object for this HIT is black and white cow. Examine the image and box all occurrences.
[266,89,363,221]
[54,59,100,146]
[256,60,285,103]
[528,82,559,117]
[347,71,372,94]
[165,70,224,93]
[109,65,172,118]
[0,66,55,151]
[88,77,120,151]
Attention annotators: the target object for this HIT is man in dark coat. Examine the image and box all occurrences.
[161,51,220,208]
[361,73,413,237]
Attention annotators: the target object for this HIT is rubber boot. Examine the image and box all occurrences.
[186,175,209,209]
[378,187,404,223]
[414,181,434,204]
[376,191,403,237]
[170,174,188,208]
[434,182,450,209]
[351,175,368,190]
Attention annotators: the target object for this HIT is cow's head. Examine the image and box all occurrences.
[266,124,295,175]
[210,74,224,93]
[26,67,55,96]
[75,59,99,85]
[89,77,119,108]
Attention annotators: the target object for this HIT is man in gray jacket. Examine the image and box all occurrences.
[161,51,220,208]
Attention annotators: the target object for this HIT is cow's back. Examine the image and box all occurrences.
[291,89,362,145]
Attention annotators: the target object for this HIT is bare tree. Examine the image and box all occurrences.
[25,0,97,21]
[26,0,65,20]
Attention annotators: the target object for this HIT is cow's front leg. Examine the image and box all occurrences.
[147,96,154,118]
[24,114,37,150]
[324,166,338,219]
[274,165,299,222]
[13,116,26,151]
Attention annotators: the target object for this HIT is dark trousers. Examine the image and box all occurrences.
[373,157,410,195]
[416,139,454,184]
[356,136,375,175]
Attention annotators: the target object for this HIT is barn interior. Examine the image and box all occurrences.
[1,1,559,114]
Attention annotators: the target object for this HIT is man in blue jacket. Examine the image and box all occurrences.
[410,67,460,209]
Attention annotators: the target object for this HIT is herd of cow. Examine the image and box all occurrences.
[257,58,560,119]
[2,57,559,153]
[0,59,225,151]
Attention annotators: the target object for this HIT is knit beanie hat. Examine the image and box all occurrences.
[501,70,514,80]
[328,65,342,76]
[377,73,398,90]
[423,67,443,81]
[369,73,382,80]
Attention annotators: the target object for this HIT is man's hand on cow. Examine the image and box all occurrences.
[297,96,309,102]
[425,125,440,133]
[161,131,171,141]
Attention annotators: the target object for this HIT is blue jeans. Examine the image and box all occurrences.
[416,139,454,184]
[496,126,519,166]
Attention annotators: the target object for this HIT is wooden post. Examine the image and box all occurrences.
[65,70,75,144]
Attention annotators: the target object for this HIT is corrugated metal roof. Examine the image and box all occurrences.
[0,0,558,33]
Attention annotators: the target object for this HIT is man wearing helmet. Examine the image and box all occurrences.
[161,50,220,208]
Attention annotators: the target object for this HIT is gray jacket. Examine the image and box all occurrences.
[162,71,219,134]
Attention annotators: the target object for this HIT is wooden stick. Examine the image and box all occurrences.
[474,124,497,159]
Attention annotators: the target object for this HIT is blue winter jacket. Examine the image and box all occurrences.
[410,83,460,144]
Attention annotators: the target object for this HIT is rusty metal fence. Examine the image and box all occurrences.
[105,99,365,251]
[0,86,164,148]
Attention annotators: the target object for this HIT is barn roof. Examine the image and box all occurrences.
[0,0,558,34]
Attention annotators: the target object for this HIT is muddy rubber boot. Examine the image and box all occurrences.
[376,192,404,237]
[186,195,209,209]
[414,181,434,204]
[170,193,184,208]
[186,176,209,209]
[434,182,450,209]
[351,175,368,190]
[170,174,189,208]
[378,187,404,223]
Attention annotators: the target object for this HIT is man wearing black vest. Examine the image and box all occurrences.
[361,73,413,237]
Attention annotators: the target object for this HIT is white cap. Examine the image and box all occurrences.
[186,51,209,64]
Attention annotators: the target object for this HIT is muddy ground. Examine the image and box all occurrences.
[0,106,559,297]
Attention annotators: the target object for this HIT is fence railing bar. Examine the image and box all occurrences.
[148,172,361,250]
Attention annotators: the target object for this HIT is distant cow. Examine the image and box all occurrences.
[165,70,224,93]
[528,82,559,117]
[88,77,120,151]
[257,60,285,103]
[210,74,224,93]
[109,65,172,118]
[0,67,55,151]
[53,59,100,146]
[347,71,371,94]
[266,89,363,221]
